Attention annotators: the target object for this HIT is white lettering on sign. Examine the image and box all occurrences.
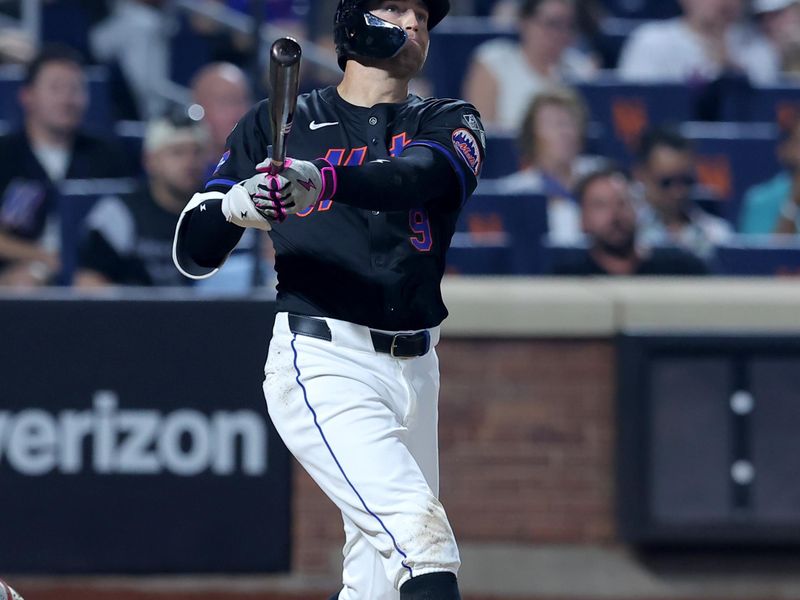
[0,391,268,476]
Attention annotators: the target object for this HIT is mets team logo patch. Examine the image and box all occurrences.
[213,150,230,174]
[451,128,481,176]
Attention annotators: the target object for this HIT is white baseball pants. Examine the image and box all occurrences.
[263,312,460,599]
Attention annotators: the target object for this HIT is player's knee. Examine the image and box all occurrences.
[400,572,460,599]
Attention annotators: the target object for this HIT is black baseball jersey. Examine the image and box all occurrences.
[205,86,485,330]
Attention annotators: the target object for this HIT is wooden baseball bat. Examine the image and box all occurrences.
[268,37,302,173]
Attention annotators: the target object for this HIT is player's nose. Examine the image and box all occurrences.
[400,9,421,31]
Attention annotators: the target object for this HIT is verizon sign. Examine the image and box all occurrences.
[0,391,267,476]
[0,297,289,573]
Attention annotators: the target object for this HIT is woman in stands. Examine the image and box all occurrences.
[495,87,606,244]
[463,0,596,132]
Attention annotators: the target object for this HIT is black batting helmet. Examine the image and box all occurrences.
[334,0,450,71]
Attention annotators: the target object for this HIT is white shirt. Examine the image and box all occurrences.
[30,143,71,252]
[32,144,70,182]
[494,156,606,244]
[635,199,734,260]
[617,18,779,85]
[473,38,596,131]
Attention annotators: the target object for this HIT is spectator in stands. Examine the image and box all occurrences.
[463,0,597,131]
[190,62,253,176]
[74,115,209,287]
[754,0,800,78]
[617,0,778,85]
[550,167,708,275]
[0,45,130,288]
[496,87,606,243]
[740,118,800,234]
[90,0,170,119]
[634,127,733,261]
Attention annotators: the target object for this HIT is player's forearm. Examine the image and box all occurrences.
[320,146,459,211]
[183,199,245,267]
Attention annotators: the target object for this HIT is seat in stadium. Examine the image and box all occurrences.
[57,177,139,285]
[446,191,549,275]
[718,84,800,128]
[681,122,781,226]
[41,0,95,62]
[114,121,146,175]
[713,237,800,276]
[573,74,696,164]
[540,241,589,275]
[482,134,519,179]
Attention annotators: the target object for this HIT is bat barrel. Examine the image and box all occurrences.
[269,37,302,169]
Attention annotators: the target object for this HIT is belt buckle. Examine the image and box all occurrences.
[390,334,403,358]
[390,332,427,358]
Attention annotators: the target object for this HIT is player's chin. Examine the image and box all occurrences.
[387,42,427,78]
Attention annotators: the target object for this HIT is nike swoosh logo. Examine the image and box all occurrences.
[309,120,339,130]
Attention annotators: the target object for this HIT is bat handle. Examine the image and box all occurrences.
[269,158,285,173]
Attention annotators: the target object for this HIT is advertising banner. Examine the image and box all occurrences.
[0,297,289,573]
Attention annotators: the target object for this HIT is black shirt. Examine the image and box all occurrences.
[206,86,485,330]
[0,129,131,269]
[78,186,188,286]
[550,246,710,276]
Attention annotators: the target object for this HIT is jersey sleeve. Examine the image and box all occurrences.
[404,100,486,206]
[204,100,272,194]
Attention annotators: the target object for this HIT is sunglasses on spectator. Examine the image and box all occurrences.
[656,174,696,189]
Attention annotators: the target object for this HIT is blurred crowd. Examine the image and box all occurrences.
[0,0,799,289]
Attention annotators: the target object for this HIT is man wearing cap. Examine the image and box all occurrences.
[74,116,208,287]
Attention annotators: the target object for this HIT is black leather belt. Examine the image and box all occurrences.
[288,314,430,358]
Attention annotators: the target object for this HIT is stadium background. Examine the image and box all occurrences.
[2,1,800,599]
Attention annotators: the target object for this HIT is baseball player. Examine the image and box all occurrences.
[173,1,484,598]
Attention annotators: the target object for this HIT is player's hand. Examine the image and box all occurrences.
[253,157,335,215]
[221,183,275,231]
